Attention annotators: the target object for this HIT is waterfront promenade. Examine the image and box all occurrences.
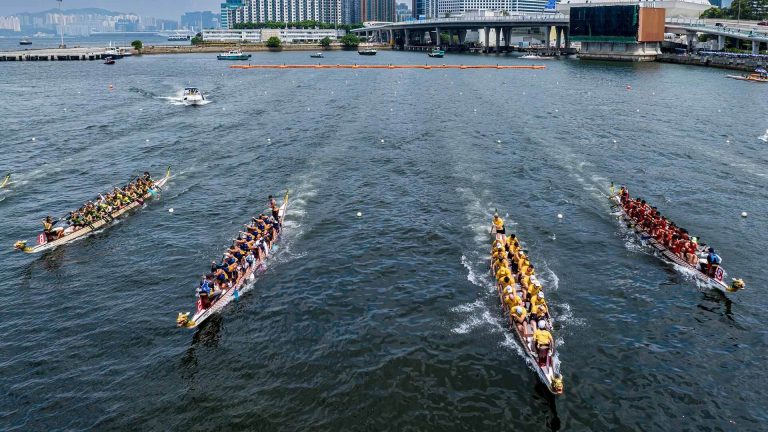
[0,44,392,61]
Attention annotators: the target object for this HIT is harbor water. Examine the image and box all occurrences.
[1,51,767,430]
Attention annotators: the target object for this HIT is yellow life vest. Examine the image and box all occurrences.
[534,329,553,346]
[493,217,504,229]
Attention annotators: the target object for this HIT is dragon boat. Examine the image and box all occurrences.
[490,218,564,395]
[609,183,745,293]
[177,191,289,329]
[13,167,170,254]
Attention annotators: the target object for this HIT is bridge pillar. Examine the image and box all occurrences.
[389,29,394,45]
[484,26,490,53]
[555,26,562,51]
[504,28,511,51]
[718,35,725,51]
[495,27,501,53]
[404,29,410,47]
[687,31,697,52]
[546,25,552,49]
[458,29,466,46]
[753,40,761,55]
[564,27,570,49]
[435,27,441,46]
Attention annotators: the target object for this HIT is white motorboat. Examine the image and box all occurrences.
[182,87,206,106]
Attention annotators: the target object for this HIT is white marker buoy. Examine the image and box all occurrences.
[741,212,748,218]
[168,208,174,213]
[356,211,362,217]
[613,139,617,143]
[557,214,563,219]
[380,139,384,143]
[496,140,501,144]
[31,137,36,141]
[146,139,149,142]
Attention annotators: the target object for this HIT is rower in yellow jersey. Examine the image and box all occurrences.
[528,278,543,299]
[530,292,547,315]
[533,320,554,354]
[492,213,506,241]
[506,234,519,254]
[504,290,524,310]
[511,306,528,335]
[496,261,512,281]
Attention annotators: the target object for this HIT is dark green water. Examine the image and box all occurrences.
[1,51,766,431]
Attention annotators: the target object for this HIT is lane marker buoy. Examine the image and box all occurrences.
[741,212,748,218]
[557,214,563,219]
[356,211,362,217]
[169,208,174,213]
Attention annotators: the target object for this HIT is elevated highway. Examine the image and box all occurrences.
[352,14,570,53]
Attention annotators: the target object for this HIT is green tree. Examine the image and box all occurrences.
[700,7,725,18]
[130,40,143,53]
[319,36,332,47]
[191,32,203,45]
[340,34,360,48]
[266,36,282,48]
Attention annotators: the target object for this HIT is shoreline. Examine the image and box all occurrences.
[140,43,391,55]
[657,53,768,72]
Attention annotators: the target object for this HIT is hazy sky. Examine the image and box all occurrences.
[0,1,223,19]
[0,0,414,19]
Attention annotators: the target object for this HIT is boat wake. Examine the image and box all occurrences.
[157,90,212,106]
[759,129,768,142]
[128,87,159,98]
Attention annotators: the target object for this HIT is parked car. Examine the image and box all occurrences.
[758,21,768,26]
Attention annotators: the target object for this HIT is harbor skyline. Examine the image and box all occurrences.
[0,0,223,20]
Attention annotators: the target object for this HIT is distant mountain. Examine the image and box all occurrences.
[18,8,137,17]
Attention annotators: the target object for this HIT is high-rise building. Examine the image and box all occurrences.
[182,11,218,30]
[361,0,396,21]
[396,2,411,20]
[434,0,549,16]
[412,0,426,18]
[223,0,342,25]
[221,0,246,29]
[343,0,361,23]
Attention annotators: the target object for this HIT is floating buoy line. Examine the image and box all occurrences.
[230,64,546,70]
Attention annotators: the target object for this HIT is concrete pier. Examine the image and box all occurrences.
[0,47,113,61]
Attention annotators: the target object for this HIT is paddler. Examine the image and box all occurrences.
[42,216,64,240]
[706,248,722,276]
[495,260,512,282]
[533,320,554,361]
[268,195,279,219]
[511,306,528,335]
[504,289,524,310]
[530,292,547,313]
[492,213,506,241]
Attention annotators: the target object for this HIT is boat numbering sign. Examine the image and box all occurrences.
[715,266,724,282]
[37,233,47,246]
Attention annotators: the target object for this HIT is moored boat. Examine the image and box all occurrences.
[427,48,445,58]
[104,56,115,65]
[177,192,289,329]
[19,39,32,45]
[358,48,377,56]
[520,54,554,60]
[609,183,745,292]
[310,52,324,58]
[726,73,768,83]
[490,214,564,395]
[13,167,171,254]
[217,50,252,60]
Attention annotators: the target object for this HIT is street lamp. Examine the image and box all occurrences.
[57,0,66,48]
